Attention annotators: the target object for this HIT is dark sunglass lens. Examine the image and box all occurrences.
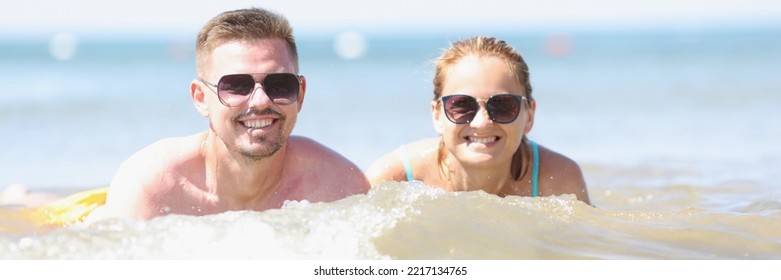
[443,95,478,124]
[487,95,522,123]
[263,74,299,104]
[218,74,255,96]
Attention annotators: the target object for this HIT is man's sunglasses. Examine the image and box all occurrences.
[440,94,527,124]
[198,73,302,107]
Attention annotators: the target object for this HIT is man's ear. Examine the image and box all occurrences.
[296,75,306,112]
[431,100,444,135]
[191,80,209,118]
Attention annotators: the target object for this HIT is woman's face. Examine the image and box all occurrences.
[432,55,535,168]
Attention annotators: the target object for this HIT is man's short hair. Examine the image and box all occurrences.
[195,7,299,76]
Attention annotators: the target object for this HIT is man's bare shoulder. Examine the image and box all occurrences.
[119,133,205,176]
[287,136,354,165]
[103,132,206,219]
[148,133,206,158]
[285,136,369,198]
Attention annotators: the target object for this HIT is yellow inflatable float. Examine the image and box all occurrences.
[31,187,109,226]
[0,188,108,233]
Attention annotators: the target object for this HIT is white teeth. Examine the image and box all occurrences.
[469,136,497,144]
[243,120,273,128]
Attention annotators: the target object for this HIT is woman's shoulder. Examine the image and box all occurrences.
[372,138,439,164]
[405,138,440,149]
[536,143,580,170]
[535,143,591,204]
[395,138,440,164]
[366,138,439,186]
[401,138,439,162]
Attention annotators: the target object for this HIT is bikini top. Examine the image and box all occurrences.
[399,140,539,197]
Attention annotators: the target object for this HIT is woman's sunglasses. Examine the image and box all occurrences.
[440,94,526,124]
[198,73,302,107]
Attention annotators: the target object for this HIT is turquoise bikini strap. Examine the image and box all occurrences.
[531,141,539,197]
[400,145,414,182]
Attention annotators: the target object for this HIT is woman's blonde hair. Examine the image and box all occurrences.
[433,36,532,101]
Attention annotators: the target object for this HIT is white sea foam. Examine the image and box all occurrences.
[2,180,780,259]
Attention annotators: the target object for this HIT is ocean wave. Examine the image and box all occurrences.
[1,182,780,259]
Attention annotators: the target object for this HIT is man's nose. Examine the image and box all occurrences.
[246,83,273,107]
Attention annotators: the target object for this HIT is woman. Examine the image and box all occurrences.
[367,36,590,204]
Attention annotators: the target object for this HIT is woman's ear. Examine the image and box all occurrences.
[523,98,536,134]
[431,100,444,135]
[191,80,209,118]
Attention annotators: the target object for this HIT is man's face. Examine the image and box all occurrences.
[198,39,303,160]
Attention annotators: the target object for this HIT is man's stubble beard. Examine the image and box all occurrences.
[239,127,286,161]
[209,114,294,163]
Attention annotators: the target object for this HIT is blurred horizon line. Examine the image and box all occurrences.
[2,19,780,42]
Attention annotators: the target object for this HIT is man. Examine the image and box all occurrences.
[99,8,369,220]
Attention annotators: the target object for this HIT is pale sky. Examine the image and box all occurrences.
[2,0,780,37]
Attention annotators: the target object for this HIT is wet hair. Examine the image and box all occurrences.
[195,7,299,76]
[433,36,534,181]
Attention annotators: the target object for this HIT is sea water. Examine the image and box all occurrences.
[1,27,780,259]
[2,182,780,259]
